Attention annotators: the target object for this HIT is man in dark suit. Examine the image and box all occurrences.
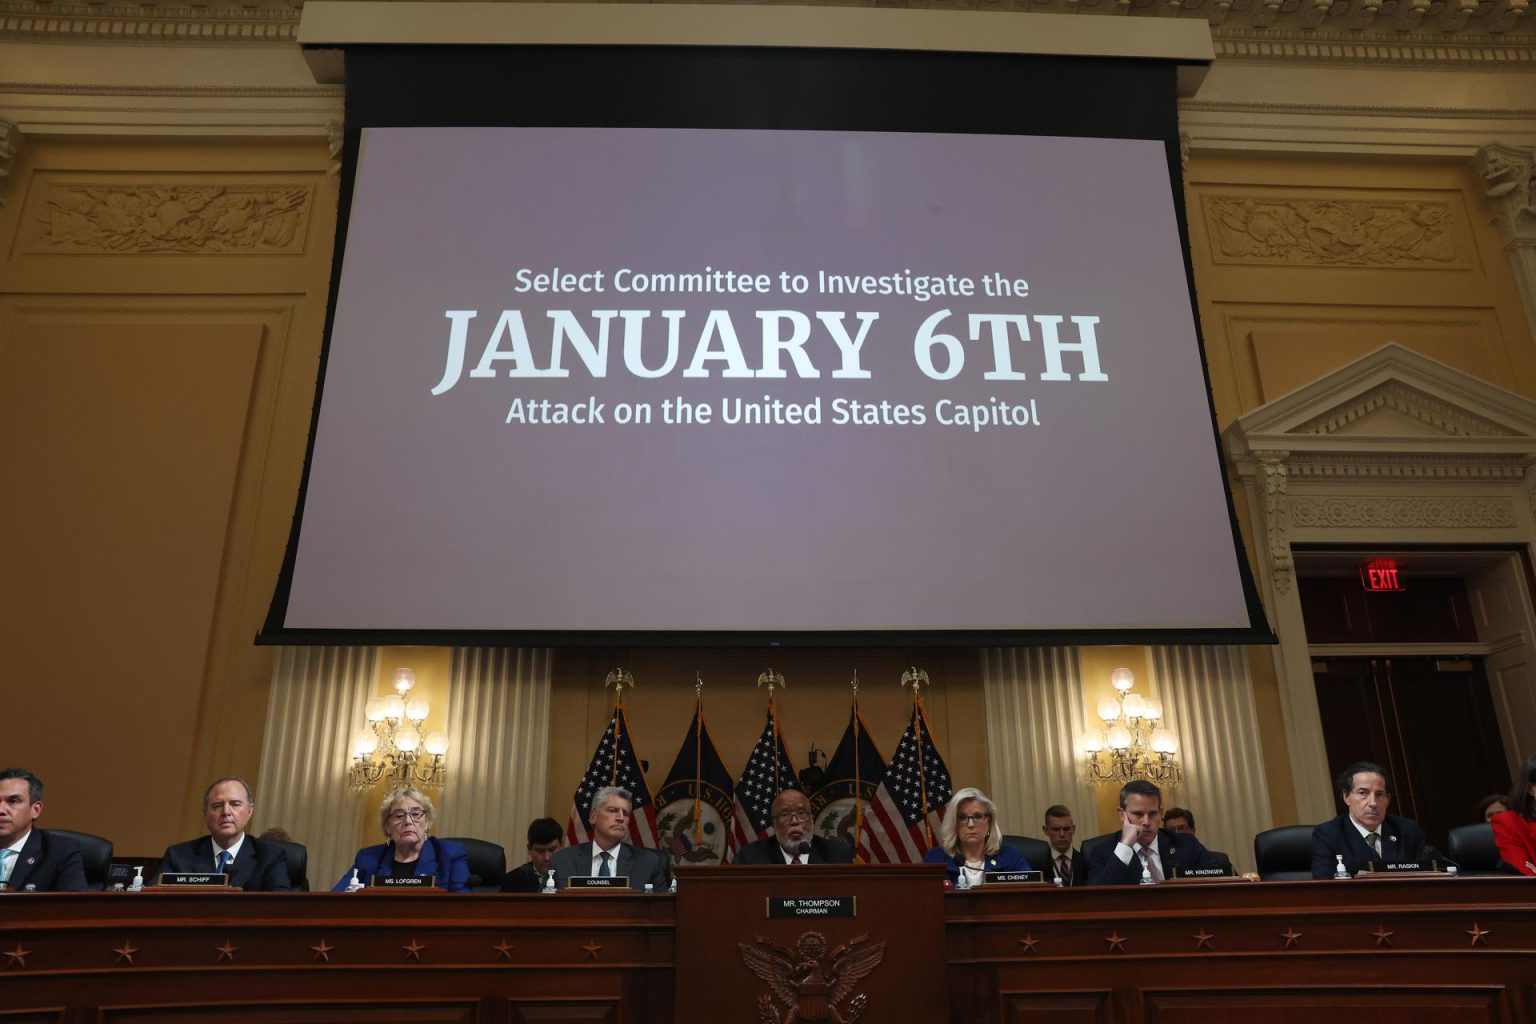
[0,768,87,891]
[1163,806,1235,876]
[502,817,563,892]
[1042,804,1088,886]
[735,789,855,865]
[549,786,670,890]
[1086,780,1227,885]
[1311,761,1443,878]
[158,777,292,890]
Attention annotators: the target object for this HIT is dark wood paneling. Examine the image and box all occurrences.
[1003,989,1111,1023]
[508,1004,616,1023]
[101,1003,478,1024]
[1144,987,1504,1024]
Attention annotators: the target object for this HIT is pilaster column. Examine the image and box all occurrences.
[1481,143,1536,347]
[256,646,378,889]
[981,647,1097,840]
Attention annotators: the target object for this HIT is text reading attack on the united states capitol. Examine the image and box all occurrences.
[427,266,1111,435]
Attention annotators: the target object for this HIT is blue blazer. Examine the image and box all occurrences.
[332,836,470,892]
[1085,829,1226,885]
[924,843,1034,883]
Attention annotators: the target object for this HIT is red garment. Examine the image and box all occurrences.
[1490,810,1536,875]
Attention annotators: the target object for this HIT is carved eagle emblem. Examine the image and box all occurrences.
[738,930,887,1024]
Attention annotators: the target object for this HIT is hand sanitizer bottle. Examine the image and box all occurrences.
[542,870,557,894]
[345,868,364,892]
[1139,860,1155,885]
[668,876,677,895]
[955,870,970,890]
[1333,854,1349,880]
[128,866,145,892]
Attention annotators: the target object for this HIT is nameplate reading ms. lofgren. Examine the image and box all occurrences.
[767,897,856,918]
[373,875,436,887]
[156,872,230,886]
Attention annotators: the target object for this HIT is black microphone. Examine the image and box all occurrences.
[797,841,813,857]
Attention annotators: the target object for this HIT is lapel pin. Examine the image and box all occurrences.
[26,856,35,865]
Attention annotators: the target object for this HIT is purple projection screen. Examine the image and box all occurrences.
[280,126,1254,635]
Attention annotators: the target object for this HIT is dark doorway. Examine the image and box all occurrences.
[1300,574,1512,850]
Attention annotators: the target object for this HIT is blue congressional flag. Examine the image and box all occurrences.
[857,701,952,863]
[810,705,888,861]
[654,706,736,866]
[729,709,800,858]
[566,704,660,849]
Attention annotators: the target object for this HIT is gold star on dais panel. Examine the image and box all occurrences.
[581,939,603,961]
[1103,931,1127,952]
[1017,934,1039,954]
[1369,925,1393,948]
[113,941,139,965]
[310,940,334,963]
[1280,927,1303,949]
[403,938,426,961]
[215,940,239,963]
[493,939,515,961]
[1466,923,1490,947]
[1192,929,1214,951]
[4,943,31,968]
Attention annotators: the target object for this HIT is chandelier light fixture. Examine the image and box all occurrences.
[348,668,449,793]
[1082,667,1181,788]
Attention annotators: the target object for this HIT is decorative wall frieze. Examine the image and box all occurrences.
[24,182,312,254]
[0,119,17,209]
[1290,381,1514,438]
[1482,142,1536,244]
[1202,195,1464,268]
[326,119,343,176]
[1289,494,1517,528]
[1287,452,1531,480]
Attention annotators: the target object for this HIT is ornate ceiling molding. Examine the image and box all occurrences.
[0,0,1530,58]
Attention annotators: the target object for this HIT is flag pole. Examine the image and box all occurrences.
[605,668,634,788]
[758,669,785,793]
[692,672,705,846]
[902,666,934,849]
[850,671,863,842]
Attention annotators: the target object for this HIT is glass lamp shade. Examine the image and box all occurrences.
[365,697,387,723]
[1082,735,1104,754]
[394,727,421,753]
[405,698,430,723]
[1110,667,1136,693]
[382,695,406,721]
[392,668,416,695]
[1143,698,1164,721]
[352,729,379,757]
[1097,698,1122,724]
[1150,729,1178,754]
[1122,693,1147,719]
[423,731,450,757]
[1106,726,1133,751]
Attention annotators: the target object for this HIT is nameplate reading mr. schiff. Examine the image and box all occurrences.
[372,875,436,887]
[156,872,230,887]
[767,897,856,918]
[568,875,631,889]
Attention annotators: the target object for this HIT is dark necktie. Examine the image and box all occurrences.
[598,851,612,877]
[217,850,232,874]
[1057,854,1070,884]
[1365,832,1381,858]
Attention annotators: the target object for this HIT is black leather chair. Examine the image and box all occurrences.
[1079,832,1115,873]
[1002,834,1053,872]
[263,838,309,891]
[1447,823,1515,876]
[48,829,113,891]
[445,837,506,893]
[1253,824,1315,881]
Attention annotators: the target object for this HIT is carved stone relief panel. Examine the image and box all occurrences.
[1289,494,1517,529]
[22,180,313,255]
[1201,193,1470,269]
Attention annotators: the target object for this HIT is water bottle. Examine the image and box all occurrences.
[1333,854,1349,880]
[542,870,557,894]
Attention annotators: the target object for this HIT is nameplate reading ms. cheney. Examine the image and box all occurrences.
[767,897,856,918]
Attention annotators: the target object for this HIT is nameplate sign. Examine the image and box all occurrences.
[1172,867,1232,879]
[767,897,856,918]
[156,873,230,887]
[1365,861,1442,874]
[372,875,436,887]
[568,875,630,889]
[983,870,1044,885]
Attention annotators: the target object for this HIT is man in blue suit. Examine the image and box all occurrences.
[158,777,292,890]
[0,768,86,892]
[1311,761,1443,878]
[1086,780,1227,885]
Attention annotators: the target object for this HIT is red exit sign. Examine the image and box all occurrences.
[1359,560,1405,592]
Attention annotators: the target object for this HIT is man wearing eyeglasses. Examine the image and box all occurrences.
[735,789,855,865]
[159,777,293,890]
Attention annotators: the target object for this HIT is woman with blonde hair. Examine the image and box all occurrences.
[332,787,470,892]
[923,787,1034,886]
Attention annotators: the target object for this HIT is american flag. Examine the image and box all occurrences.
[566,705,661,849]
[728,710,800,857]
[857,702,953,863]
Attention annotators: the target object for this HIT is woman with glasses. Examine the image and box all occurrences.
[924,787,1033,886]
[331,787,471,892]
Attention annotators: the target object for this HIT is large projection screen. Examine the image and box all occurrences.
[262,44,1271,646]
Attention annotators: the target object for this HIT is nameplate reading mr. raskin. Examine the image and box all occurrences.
[568,875,630,889]
[767,897,856,919]
[156,872,230,887]
[373,875,436,887]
